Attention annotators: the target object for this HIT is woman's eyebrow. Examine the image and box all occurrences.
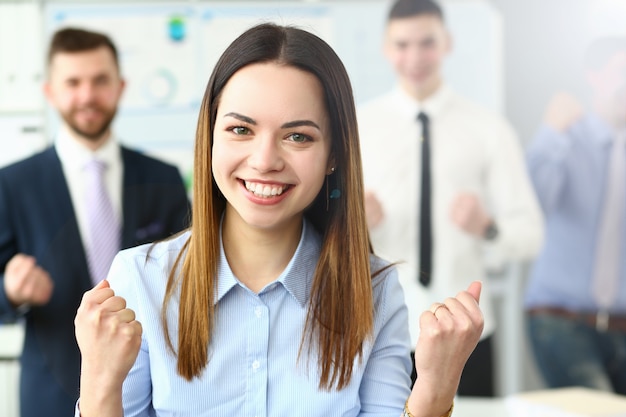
[281,120,321,131]
[224,112,321,131]
[224,112,256,125]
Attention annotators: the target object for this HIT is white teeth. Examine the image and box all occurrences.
[244,181,287,197]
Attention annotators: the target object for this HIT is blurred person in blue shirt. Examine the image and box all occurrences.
[525,35,626,393]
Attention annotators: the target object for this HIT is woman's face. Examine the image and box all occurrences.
[212,62,333,233]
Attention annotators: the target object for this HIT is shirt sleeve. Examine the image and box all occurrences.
[110,253,155,417]
[73,346,153,417]
[0,174,20,322]
[358,266,412,416]
[74,252,155,417]
[483,119,545,264]
[526,124,573,215]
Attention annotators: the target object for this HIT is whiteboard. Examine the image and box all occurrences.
[42,0,502,173]
[0,4,44,113]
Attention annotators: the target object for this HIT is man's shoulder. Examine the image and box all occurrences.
[443,92,518,142]
[120,147,186,190]
[0,147,56,179]
[357,92,397,115]
[357,92,409,136]
[121,147,181,174]
[446,91,506,123]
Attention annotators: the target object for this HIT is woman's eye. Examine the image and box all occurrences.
[232,126,250,135]
[289,133,310,143]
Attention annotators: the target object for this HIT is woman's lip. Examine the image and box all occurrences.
[242,178,289,185]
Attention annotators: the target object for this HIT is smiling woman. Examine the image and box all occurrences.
[73,22,484,417]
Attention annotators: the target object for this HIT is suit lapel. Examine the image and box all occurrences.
[120,147,139,248]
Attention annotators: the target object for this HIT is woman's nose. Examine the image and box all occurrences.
[248,136,284,173]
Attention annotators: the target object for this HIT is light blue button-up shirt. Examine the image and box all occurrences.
[525,114,626,313]
[86,220,411,417]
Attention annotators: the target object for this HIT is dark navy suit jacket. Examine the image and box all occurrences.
[0,146,190,417]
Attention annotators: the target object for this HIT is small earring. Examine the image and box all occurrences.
[331,167,336,173]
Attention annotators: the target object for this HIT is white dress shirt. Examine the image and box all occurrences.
[358,84,543,344]
[55,127,123,257]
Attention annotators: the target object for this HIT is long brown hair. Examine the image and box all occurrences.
[162,23,374,390]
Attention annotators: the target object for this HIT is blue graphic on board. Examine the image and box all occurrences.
[168,16,185,42]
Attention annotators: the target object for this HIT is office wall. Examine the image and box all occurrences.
[492,0,626,143]
[0,3,48,168]
[0,0,502,174]
[2,0,625,150]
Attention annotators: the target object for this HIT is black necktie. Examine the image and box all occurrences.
[418,112,432,287]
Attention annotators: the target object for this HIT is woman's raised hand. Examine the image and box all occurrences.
[407,281,484,417]
[74,279,142,417]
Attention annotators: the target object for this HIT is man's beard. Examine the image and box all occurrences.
[61,105,118,141]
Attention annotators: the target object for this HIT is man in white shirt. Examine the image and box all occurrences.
[358,0,543,396]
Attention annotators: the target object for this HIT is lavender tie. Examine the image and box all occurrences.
[592,132,626,310]
[84,158,120,285]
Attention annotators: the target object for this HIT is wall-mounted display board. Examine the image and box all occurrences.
[0,1,501,174]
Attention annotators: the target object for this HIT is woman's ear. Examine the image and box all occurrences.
[326,155,336,175]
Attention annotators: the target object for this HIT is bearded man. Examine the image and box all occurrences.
[0,27,190,417]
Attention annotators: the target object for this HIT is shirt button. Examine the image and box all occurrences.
[252,360,260,371]
[255,306,263,317]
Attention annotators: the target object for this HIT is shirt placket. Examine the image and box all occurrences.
[247,298,270,417]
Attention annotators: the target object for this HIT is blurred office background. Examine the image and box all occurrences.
[0,0,623,416]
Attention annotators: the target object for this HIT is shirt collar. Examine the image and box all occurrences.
[391,83,453,120]
[55,126,120,171]
[215,219,322,307]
